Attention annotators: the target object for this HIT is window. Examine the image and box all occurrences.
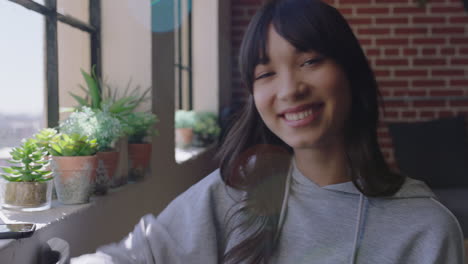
[0,0,100,165]
[174,0,193,111]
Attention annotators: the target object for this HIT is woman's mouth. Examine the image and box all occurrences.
[281,103,324,127]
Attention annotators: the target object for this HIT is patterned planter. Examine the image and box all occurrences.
[51,156,97,204]
[128,143,151,182]
[95,151,119,193]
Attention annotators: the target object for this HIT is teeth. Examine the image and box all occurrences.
[284,109,314,121]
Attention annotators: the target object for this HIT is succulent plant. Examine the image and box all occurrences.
[49,134,98,157]
[122,112,159,144]
[1,138,53,182]
[33,128,59,155]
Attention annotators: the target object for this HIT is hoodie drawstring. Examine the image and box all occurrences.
[350,193,367,264]
[275,162,293,243]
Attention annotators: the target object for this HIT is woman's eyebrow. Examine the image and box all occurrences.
[257,57,270,65]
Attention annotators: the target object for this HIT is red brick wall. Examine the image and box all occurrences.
[230,0,468,168]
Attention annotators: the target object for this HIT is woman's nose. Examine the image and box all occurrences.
[276,72,309,101]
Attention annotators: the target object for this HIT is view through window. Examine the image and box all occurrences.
[0,1,46,166]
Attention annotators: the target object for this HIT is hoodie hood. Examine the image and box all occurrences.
[290,158,436,199]
[275,159,438,264]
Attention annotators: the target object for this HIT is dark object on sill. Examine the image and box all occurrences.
[40,237,70,264]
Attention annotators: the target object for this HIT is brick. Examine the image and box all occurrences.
[450,17,468,23]
[378,80,409,87]
[420,111,436,118]
[395,70,428,77]
[374,70,391,77]
[413,17,445,24]
[432,69,465,76]
[412,38,446,45]
[358,28,390,35]
[356,7,390,15]
[393,90,427,96]
[431,7,465,13]
[412,80,445,87]
[384,49,400,56]
[346,18,372,25]
[414,58,446,66]
[394,28,428,34]
[450,38,468,45]
[365,49,380,56]
[450,80,468,86]
[451,59,468,65]
[383,101,409,107]
[439,111,455,118]
[376,17,408,24]
[449,100,468,107]
[340,0,371,3]
[460,48,468,55]
[440,48,456,55]
[376,59,409,66]
[376,38,409,45]
[413,100,446,107]
[430,90,464,96]
[394,7,426,14]
[402,111,417,118]
[432,27,465,34]
[422,48,437,55]
[403,49,418,56]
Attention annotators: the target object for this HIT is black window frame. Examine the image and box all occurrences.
[174,0,192,111]
[7,0,101,128]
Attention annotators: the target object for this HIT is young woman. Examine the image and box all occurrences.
[73,0,465,263]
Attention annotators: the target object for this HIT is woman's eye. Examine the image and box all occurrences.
[255,72,275,80]
[302,57,323,67]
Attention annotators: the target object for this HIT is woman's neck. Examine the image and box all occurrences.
[294,144,350,187]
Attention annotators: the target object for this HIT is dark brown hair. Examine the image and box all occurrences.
[218,0,405,263]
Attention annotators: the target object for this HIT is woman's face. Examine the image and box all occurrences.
[253,25,352,150]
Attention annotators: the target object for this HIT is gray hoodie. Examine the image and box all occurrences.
[72,161,466,263]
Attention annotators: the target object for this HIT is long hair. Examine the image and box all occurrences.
[218,0,405,263]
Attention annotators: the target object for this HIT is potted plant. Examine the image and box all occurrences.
[59,107,123,194]
[49,133,98,204]
[69,66,151,119]
[192,112,221,148]
[33,128,59,198]
[0,139,53,211]
[175,110,195,148]
[122,112,158,182]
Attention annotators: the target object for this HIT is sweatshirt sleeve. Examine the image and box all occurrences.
[71,171,229,264]
[422,198,466,264]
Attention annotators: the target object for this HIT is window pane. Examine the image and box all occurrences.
[57,0,90,23]
[58,22,91,121]
[0,1,46,166]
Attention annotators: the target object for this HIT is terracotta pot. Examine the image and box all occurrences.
[1,180,53,212]
[128,143,152,182]
[51,155,97,205]
[175,128,193,148]
[95,151,119,193]
[112,137,129,188]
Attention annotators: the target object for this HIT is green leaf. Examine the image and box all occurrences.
[69,92,89,107]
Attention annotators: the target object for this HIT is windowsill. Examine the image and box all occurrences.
[175,142,217,164]
[0,179,147,252]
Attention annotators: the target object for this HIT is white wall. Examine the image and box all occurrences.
[193,0,219,113]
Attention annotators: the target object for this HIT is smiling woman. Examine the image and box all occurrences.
[71,0,466,263]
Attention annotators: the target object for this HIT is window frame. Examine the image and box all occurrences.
[7,0,101,128]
